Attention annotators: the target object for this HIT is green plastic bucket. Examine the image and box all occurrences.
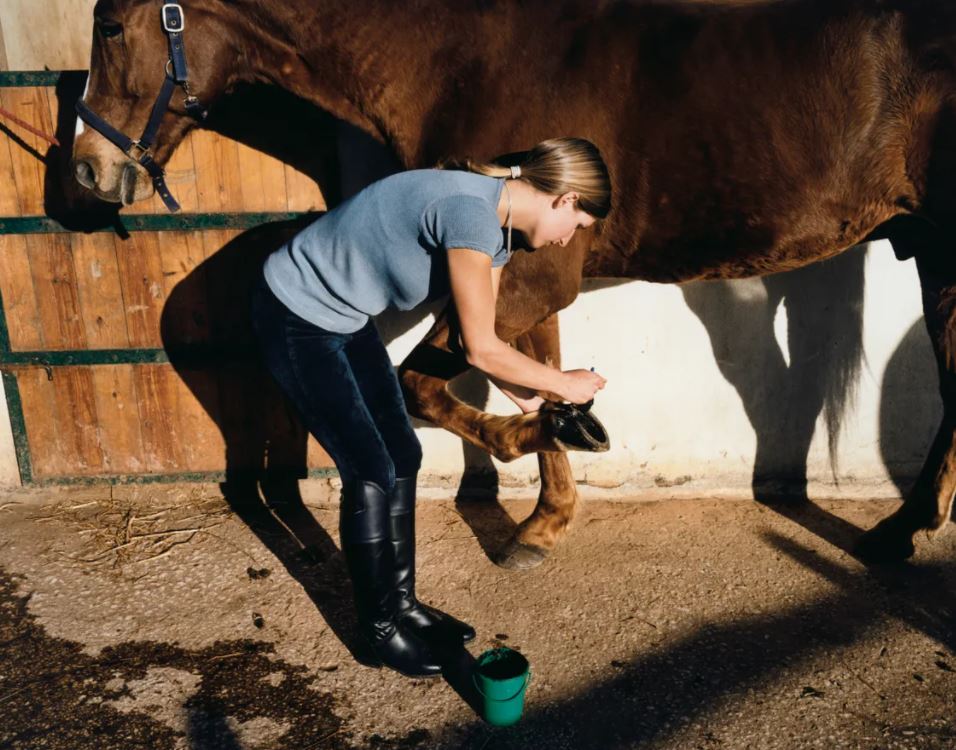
[473,647,531,727]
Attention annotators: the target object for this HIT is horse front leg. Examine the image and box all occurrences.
[400,312,583,569]
[493,314,583,570]
[857,247,956,562]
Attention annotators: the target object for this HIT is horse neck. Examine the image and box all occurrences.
[227,0,495,166]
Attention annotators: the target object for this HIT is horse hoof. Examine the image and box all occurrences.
[854,521,916,564]
[493,537,550,570]
[542,402,610,453]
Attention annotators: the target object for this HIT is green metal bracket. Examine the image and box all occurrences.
[0,346,262,368]
[0,212,317,235]
[0,71,73,87]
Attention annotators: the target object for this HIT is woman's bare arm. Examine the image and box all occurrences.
[447,248,605,403]
[485,265,547,412]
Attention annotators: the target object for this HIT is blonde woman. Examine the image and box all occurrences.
[251,137,612,677]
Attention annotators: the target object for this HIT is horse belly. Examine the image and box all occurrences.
[615,199,897,284]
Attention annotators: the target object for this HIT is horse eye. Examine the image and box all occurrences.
[96,18,123,38]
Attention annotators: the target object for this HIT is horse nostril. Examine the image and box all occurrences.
[73,159,96,190]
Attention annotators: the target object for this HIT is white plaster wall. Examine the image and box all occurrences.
[0,376,21,486]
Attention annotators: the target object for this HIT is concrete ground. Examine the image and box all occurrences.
[0,480,954,750]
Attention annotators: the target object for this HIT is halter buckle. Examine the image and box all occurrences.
[161,4,184,33]
[125,140,150,161]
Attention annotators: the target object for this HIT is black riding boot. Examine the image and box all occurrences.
[390,476,476,644]
[340,479,442,677]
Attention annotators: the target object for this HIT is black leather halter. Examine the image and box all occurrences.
[75,3,208,212]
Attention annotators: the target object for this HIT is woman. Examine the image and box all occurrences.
[251,137,612,677]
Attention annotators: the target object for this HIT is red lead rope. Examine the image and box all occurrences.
[0,105,61,147]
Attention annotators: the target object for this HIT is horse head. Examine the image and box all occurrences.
[72,0,238,209]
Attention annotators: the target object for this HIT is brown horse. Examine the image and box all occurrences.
[72,0,956,568]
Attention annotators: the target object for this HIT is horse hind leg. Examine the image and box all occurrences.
[856,243,956,562]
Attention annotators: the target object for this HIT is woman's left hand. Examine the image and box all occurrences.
[511,393,546,414]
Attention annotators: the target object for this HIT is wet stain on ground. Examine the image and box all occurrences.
[0,565,431,749]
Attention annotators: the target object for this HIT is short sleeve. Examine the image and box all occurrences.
[423,194,504,263]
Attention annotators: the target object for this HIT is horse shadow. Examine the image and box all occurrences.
[680,246,871,554]
[879,318,943,496]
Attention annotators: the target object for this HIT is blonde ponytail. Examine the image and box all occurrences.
[437,137,612,219]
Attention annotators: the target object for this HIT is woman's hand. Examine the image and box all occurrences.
[511,393,546,413]
[487,373,547,413]
[555,369,607,404]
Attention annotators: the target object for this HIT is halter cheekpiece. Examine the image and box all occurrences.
[75,3,208,211]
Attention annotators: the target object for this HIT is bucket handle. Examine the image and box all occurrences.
[472,671,531,702]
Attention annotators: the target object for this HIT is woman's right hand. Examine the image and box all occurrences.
[555,369,607,404]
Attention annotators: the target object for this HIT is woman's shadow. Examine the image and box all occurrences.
[140,85,504,669]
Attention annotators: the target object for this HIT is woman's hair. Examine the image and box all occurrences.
[437,137,612,219]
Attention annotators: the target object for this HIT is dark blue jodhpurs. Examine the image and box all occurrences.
[250,274,423,492]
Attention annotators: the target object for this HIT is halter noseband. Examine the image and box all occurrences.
[75,3,208,212]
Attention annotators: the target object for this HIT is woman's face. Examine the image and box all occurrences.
[528,192,597,249]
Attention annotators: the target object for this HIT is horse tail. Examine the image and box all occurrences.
[821,245,868,480]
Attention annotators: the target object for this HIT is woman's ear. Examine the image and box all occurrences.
[553,191,580,209]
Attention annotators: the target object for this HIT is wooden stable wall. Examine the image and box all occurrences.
[0,73,340,483]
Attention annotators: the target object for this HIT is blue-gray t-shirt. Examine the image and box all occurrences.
[263,169,510,333]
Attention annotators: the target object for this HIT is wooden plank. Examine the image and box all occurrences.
[18,365,105,477]
[114,231,165,348]
[16,367,63,477]
[90,364,147,474]
[236,140,285,212]
[0,86,50,215]
[71,231,130,349]
[191,129,243,212]
[51,366,104,474]
[27,232,86,349]
[133,364,183,472]
[199,228,244,346]
[217,134,246,212]
[171,366,225,471]
[0,234,43,350]
[0,104,21,214]
[284,163,326,212]
[16,365,106,477]
[214,362,268,473]
[157,229,209,347]
[191,129,223,213]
